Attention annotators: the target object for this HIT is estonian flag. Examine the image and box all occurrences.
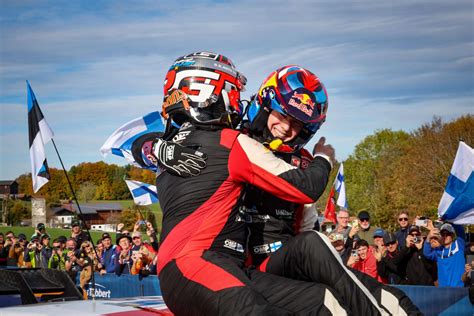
[125,180,158,205]
[100,111,165,171]
[335,163,348,209]
[438,141,474,224]
[27,81,54,193]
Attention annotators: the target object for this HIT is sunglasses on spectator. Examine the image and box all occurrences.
[385,242,396,246]
[132,237,141,240]
[398,218,408,222]
[359,219,369,222]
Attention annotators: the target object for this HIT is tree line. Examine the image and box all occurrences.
[12,115,474,231]
[314,115,473,231]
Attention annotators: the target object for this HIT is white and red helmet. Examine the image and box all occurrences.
[162,52,247,127]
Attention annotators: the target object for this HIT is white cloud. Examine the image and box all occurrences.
[1,0,472,179]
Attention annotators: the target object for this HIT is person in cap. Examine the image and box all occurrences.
[373,228,385,248]
[375,232,404,284]
[100,232,116,274]
[355,211,377,244]
[389,225,437,285]
[71,219,90,250]
[31,223,49,241]
[114,233,133,276]
[424,222,465,287]
[48,237,67,271]
[39,233,53,267]
[24,235,47,268]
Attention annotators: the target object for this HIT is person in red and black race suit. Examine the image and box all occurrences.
[149,52,347,315]
[237,67,421,315]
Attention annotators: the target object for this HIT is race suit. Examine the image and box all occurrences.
[156,124,347,316]
[243,149,421,315]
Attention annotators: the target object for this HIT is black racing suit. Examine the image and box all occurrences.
[156,124,347,316]
[242,148,421,316]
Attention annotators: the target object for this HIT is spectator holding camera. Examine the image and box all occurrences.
[24,236,47,268]
[462,259,474,285]
[355,211,377,245]
[131,231,156,254]
[424,222,465,287]
[48,238,67,270]
[114,234,134,276]
[65,238,82,273]
[8,234,28,267]
[348,239,384,282]
[1,231,15,266]
[393,225,436,285]
[31,223,49,241]
[131,245,156,276]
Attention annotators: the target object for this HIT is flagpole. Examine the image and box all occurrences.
[50,138,97,301]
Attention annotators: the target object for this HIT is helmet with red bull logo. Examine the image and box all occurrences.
[161,51,247,128]
[245,65,328,152]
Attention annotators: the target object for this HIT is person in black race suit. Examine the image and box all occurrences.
[133,54,420,315]
[149,52,347,315]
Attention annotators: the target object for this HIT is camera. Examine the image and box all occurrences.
[351,249,358,257]
[415,217,428,227]
[413,236,418,243]
[351,219,359,228]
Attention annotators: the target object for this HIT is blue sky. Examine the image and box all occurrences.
[1,0,473,180]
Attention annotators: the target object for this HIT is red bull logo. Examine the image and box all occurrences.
[293,93,315,109]
[288,92,315,117]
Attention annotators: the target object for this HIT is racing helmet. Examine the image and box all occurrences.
[161,51,247,128]
[246,65,328,152]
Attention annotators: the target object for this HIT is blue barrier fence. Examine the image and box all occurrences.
[80,274,473,315]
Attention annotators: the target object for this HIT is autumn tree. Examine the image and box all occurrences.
[77,182,98,202]
[391,115,474,219]
[344,129,411,228]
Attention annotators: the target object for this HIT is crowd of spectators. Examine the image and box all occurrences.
[0,219,159,295]
[325,210,473,288]
[1,211,472,291]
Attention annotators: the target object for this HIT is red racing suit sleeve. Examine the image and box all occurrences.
[227,131,332,204]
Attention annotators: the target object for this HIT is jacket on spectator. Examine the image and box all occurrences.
[377,251,404,284]
[356,226,377,245]
[395,227,409,250]
[101,244,117,273]
[353,247,384,282]
[114,248,133,276]
[423,224,465,287]
[49,252,67,270]
[394,246,436,285]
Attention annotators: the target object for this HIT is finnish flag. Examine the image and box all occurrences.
[125,180,158,205]
[27,81,54,193]
[335,163,348,209]
[100,111,165,171]
[438,141,474,224]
